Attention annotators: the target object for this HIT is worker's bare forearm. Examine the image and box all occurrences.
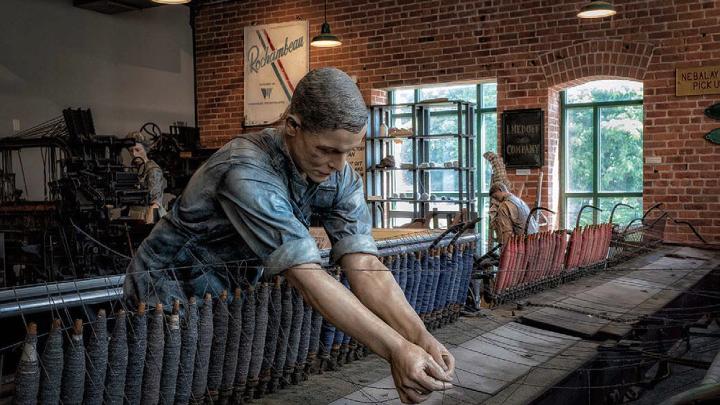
[340,253,429,343]
[285,263,405,361]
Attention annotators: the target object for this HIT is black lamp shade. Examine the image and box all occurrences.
[311,22,342,47]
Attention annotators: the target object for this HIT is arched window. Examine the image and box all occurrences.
[561,80,643,228]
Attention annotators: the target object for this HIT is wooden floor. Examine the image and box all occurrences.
[261,245,720,405]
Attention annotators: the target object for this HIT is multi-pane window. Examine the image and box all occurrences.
[561,80,643,229]
[388,83,497,242]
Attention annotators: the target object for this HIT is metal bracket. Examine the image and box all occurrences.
[575,204,601,230]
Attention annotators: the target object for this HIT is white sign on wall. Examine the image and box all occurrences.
[244,21,309,126]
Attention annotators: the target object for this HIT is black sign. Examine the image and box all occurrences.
[502,109,544,168]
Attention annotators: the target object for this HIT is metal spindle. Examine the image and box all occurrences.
[207,290,229,401]
[271,282,292,391]
[159,302,181,405]
[191,294,214,403]
[296,297,313,380]
[104,311,127,405]
[38,320,63,405]
[60,319,85,405]
[220,288,243,403]
[125,303,147,405]
[259,278,281,395]
[306,309,323,374]
[246,282,270,400]
[232,285,255,402]
[141,304,165,405]
[285,288,304,381]
[175,297,198,405]
[84,309,108,405]
[14,323,39,405]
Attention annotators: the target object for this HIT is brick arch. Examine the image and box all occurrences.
[538,40,655,88]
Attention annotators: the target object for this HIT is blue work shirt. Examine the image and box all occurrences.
[123,128,377,308]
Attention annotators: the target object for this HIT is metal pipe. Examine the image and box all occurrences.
[575,204,601,231]
[642,202,663,223]
[609,203,634,224]
[525,207,554,235]
[0,287,123,318]
[0,235,482,318]
[0,275,124,303]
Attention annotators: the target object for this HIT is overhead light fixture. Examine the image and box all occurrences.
[311,0,342,48]
[152,0,191,4]
[577,0,617,18]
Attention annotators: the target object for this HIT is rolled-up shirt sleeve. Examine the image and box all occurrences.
[323,163,378,263]
[217,163,321,276]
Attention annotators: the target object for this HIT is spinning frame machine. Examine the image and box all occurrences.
[0,122,715,405]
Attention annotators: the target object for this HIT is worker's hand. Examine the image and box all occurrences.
[415,331,456,379]
[389,340,453,404]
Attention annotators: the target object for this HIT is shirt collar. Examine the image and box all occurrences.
[269,128,318,201]
[277,132,307,185]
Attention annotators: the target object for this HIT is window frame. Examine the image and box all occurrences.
[560,89,643,228]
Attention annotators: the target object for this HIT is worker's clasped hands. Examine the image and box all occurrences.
[390,332,455,404]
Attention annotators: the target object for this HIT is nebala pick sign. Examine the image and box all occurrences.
[244,21,309,126]
[676,65,720,96]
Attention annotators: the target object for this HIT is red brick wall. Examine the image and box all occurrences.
[195,0,720,243]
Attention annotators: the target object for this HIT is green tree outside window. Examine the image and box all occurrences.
[562,80,643,229]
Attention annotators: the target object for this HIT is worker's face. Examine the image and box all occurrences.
[285,115,366,183]
[129,143,148,162]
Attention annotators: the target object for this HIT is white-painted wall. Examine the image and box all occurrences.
[0,0,194,200]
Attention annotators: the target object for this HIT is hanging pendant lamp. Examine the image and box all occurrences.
[577,0,617,18]
[152,0,191,4]
[311,0,342,48]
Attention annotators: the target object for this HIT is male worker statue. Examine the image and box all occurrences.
[123,67,453,403]
[127,131,167,223]
[467,183,539,309]
[489,183,538,243]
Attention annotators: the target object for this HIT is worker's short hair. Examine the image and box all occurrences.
[489,183,509,195]
[286,67,367,134]
[127,131,152,151]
